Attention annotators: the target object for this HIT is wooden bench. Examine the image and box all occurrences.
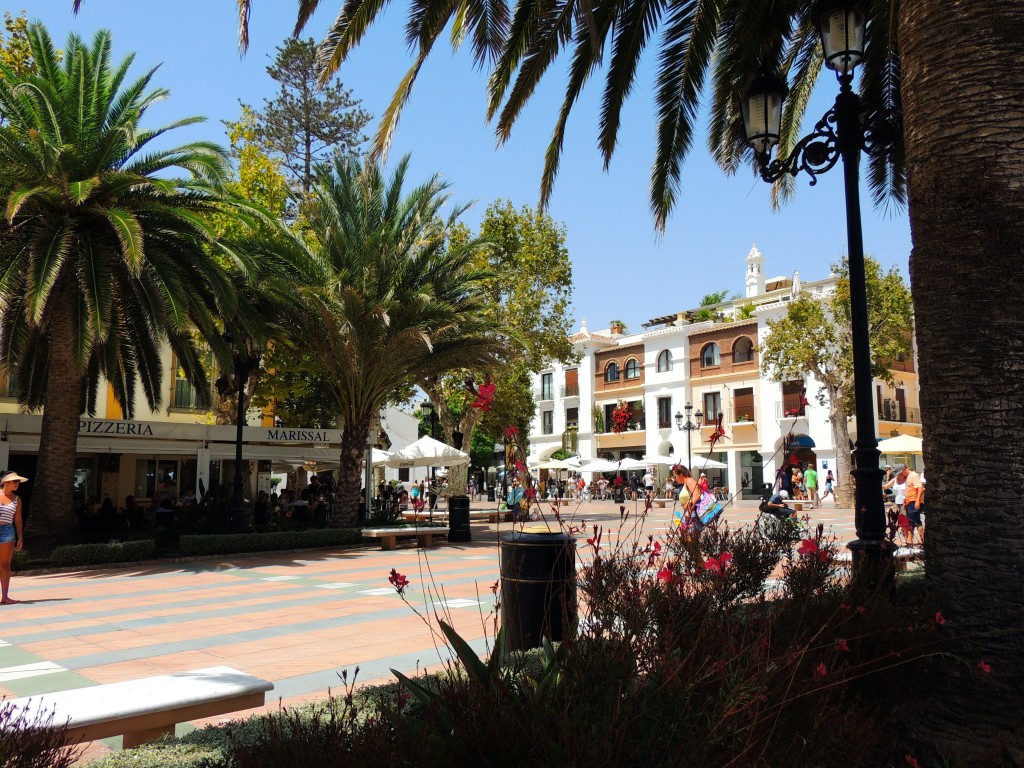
[5,666,272,749]
[362,526,449,551]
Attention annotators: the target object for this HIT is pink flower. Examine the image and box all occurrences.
[905,755,921,768]
[978,660,991,674]
[704,551,733,574]
[813,662,828,678]
[836,638,850,653]
[388,569,410,595]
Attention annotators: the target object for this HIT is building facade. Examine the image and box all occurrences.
[0,344,420,512]
[528,247,921,497]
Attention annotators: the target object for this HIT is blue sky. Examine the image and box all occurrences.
[10,1,911,332]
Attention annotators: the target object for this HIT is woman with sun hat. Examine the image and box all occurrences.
[0,470,27,605]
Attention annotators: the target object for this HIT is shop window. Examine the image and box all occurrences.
[135,458,179,501]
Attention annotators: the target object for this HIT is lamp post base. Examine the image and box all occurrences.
[846,538,896,593]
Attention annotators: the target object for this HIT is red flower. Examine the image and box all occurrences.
[466,375,496,411]
[525,486,536,500]
[704,551,733,574]
[490,580,499,595]
[836,638,850,653]
[813,662,828,678]
[930,611,947,626]
[656,567,677,585]
[797,538,819,558]
[504,425,519,439]
[978,660,991,674]
[905,754,920,768]
[586,527,602,553]
[388,569,410,595]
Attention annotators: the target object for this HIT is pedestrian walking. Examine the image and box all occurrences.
[804,464,818,509]
[820,469,836,503]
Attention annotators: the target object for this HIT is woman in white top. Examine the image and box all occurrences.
[0,471,27,605]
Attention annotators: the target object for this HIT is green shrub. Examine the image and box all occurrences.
[49,540,156,567]
[179,528,362,557]
[12,548,28,570]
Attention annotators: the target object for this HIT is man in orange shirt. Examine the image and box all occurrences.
[894,464,925,545]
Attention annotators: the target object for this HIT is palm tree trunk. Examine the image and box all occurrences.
[902,1,1024,759]
[27,297,83,552]
[335,416,371,528]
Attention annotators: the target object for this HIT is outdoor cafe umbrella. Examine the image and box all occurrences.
[383,435,470,468]
[642,454,678,466]
[577,458,621,473]
[689,456,729,470]
[876,434,924,455]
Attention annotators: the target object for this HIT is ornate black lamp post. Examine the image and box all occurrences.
[420,399,438,508]
[741,1,897,579]
[675,403,704,469]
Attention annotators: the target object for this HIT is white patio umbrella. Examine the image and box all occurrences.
[532,458,580,470]
[577,458,620,473]
[383,435,470,468]
[617,457,650,471]
[642,454,678,466]
[689,456,729,470]
[876,434,923,455]
[370,448,391,464]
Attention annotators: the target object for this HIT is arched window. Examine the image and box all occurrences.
[656,349,672,372]
[605,362,620,382]
[624,358,640,380]
[733,337,754,363]
[701,343,721,368]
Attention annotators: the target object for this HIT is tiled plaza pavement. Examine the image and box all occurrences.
[0,497,856,761]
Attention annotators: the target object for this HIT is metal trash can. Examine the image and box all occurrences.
[613,488,625,504]
[487,487,496,502]
[448,495,471,543]
[500,525,577,652]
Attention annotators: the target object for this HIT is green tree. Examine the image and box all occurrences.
[759,258,912,507]
[421,201,575,494]
[239,37,370,196]
[294,156,503,525]
[700,290,729,307]
[0,12,34,77]
[234,0,1024,754]
[0,25,254,549]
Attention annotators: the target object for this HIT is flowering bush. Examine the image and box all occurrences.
[610,400,632,433]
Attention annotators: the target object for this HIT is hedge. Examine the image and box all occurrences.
[179,528,363,557]
[50,540,156,567]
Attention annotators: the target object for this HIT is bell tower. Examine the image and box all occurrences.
[745,244,765,298]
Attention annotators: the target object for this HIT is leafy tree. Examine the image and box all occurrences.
[0,12,34,77]
[759,257,912,508]
[420,201,575,494]
[292,156,504,525]
[0,25,256,549]
[239,37,370,196]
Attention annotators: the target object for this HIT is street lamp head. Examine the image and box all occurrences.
[674,411,684,431]
[695,409,704,427]
[740,70,789,159]
[420,399,433,418]
[815,1,866,77]
[684,402,693,416]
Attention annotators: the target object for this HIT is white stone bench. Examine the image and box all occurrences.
[5,666,272,748]
[653,499,668,508]
[362,526,449,551]
[835,545,923,571]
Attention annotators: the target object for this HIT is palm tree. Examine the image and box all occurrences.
[0,25,251,549]
[231,1,1024,757]
[296,155,503,526]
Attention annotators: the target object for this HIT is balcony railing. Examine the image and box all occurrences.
[775,399,807,420]
[731,404,756,423]
[561,384,580,398]
[538,387,554,401]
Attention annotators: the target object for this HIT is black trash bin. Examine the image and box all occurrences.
[448,495,471,543]
[500,526,577,652]
[613,487,625,504]
[487,487,496,502]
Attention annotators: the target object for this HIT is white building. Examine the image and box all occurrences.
[528,247,921,497]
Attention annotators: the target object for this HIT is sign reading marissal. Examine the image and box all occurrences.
[265,429,333,443]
